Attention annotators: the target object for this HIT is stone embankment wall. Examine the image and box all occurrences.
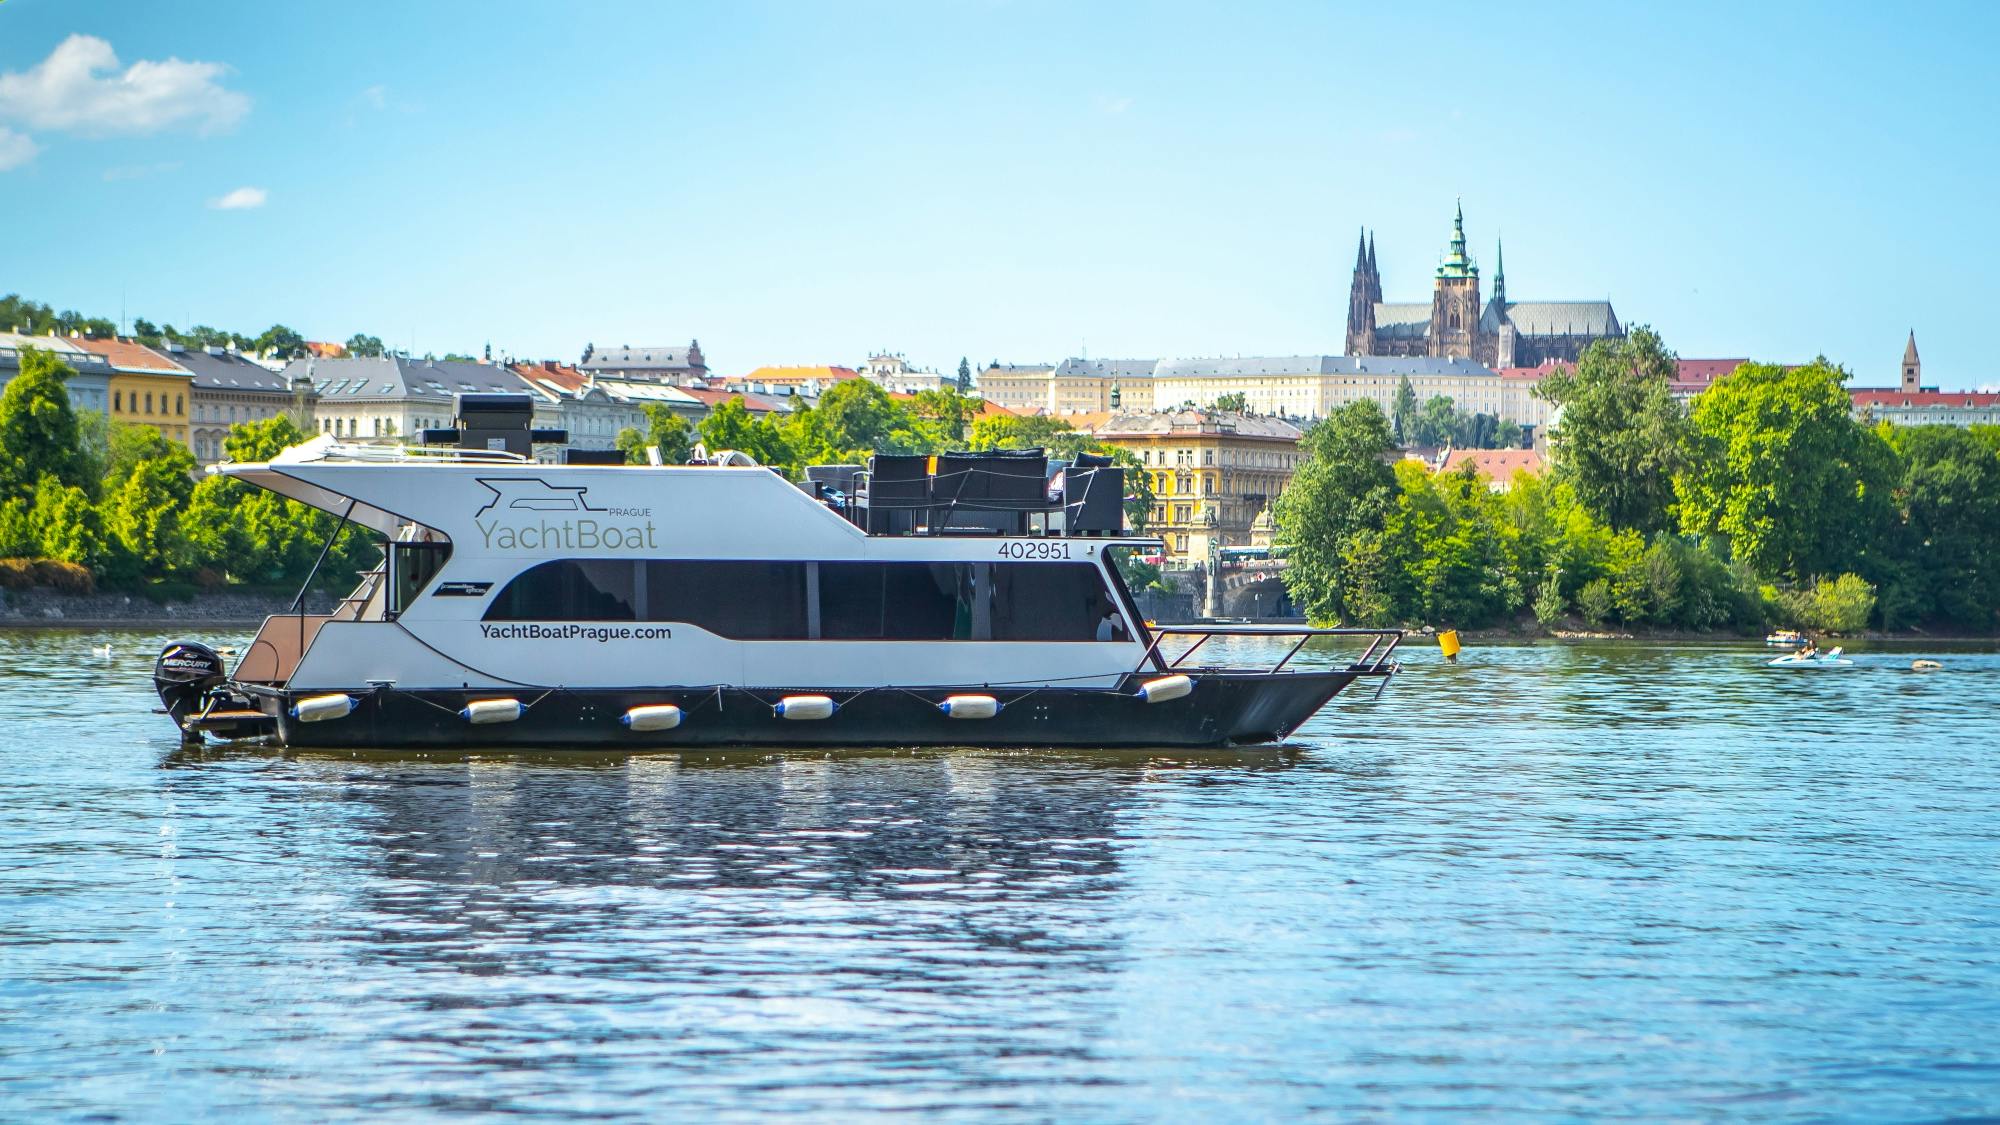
[0,588,337,627]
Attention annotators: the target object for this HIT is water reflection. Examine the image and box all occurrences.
[145,743,1302,1116]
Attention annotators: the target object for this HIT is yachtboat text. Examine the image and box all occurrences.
[474,516,660,551]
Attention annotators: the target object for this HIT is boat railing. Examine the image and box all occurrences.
[313,441,533,464]
[1135,624,1403,676]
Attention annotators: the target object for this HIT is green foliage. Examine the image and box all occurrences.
[0,349,92,499]
[1532,570,1566,630]
[1272,400,1399,624]
[224,415,311,462]
[344,333,386,358]
[30,476,111,570]
[956,357,972,393]
[1537,326,1690,533]
[1577,578,1615,626]
[1212,391,1249,412]
[255,324,306,358]
[1770,574,1878,634]
[1391,375,1418,444]
[1676,358,1898,581]
[1878,424,2000,627]
[617,404,693,465]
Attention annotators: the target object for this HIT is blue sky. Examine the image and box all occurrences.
[2,1,1994,388]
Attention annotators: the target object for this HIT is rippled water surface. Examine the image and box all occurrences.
[4,629,1999,1121]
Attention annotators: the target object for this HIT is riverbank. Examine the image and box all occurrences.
[0,587,337,628]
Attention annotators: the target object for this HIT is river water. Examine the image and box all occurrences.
[2,628,1997,1121]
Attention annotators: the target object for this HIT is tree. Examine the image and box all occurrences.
[0,348,91,500]
[1412,395,1458,447]
[906,388,980,448]
[344,333,386,358]
[255,324,306,359]
[1273,400,1400,624]
[1495,419,1524,449]
[1536,326,1691,534]
[617,404,693,465]
[100,422,189,488]
[1880,424,2000,626]
[29,476,110,569]
[1676,358,1898,582]
[131,317,161,343]
[966,412,1074,452]
[956,357,972,393]
[107,456,196,576]
[226,415,311,462]
[1212,391,1249,412]
[1392,375,1418,444]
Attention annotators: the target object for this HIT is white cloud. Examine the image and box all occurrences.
[209,186,267,210]
[0,127,38,171]
[0,34,249,137]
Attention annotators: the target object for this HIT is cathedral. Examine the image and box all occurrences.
[1345,205,1624,368]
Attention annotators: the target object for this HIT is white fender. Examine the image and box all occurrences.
[774,694,835,720]
[939,694,1000,720]
[1137,675,1193,704]
[462,698,523,724]
[621,704,683,732]
[291,693,356,723]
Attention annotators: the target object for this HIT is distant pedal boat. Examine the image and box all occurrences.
[154,394,1401,750]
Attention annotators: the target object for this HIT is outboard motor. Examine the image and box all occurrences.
[154,642,227,735]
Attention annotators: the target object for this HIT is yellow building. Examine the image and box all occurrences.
[73,337,194,450]
[1076,409,1303,563]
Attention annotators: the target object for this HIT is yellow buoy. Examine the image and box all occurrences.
[1438,629,1462,662]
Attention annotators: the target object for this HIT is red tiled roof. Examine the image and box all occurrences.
[679,387,791,413]
[1676,359,1747,384]
[1496,361,1566,380]
[70,337,190,375]
[303,341,347,358]
[1439,448,1545,481]
[511,360,591,393]
[1851,390,2000,408]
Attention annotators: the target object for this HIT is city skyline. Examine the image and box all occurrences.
[2,1,1996,388]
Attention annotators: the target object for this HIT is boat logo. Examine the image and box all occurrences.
[475,477,602,517]
[472,477,659,552]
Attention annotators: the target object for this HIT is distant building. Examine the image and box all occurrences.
[1848,332,2000,426]
[1074,409,1304,563]
[577,340,708,385]
[282,356,562,454]
[1046,359,1159,414]
[510,360,646,453]
[1347,204,1624,368]
[0,332,111,416]
[1150,354,1508,423]
[1671,358,1748,398]
[977,363,1057,413]
[858,353,954,394]
[73,337,195,451]
[171,343,315,463]
[732,365,859,396]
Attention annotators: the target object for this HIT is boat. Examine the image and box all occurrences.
[1765,629,1806,646]
[1767,646,1853,668]
[154,394,1402,750]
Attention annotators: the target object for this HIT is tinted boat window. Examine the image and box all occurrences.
[482,558,1123,642]
[819,562,973,640]
[485,559,637,621]
[991,562,1115,641]
[644,560,808,639]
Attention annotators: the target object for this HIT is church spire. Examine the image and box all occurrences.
[1493,237,1506,306]
[1355,228,1368,271]
[1436,199,1477,279]
[1902,330,1922,392]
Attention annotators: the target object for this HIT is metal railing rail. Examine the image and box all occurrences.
[1134,624,1403,676]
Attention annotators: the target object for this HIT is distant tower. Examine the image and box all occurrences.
[1428,201,1481,360]
[1345,228,1379,355]
[1491,238,1516,368]
[1901,330,1921,392]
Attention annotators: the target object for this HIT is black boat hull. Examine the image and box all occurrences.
[233,670,1374,750]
